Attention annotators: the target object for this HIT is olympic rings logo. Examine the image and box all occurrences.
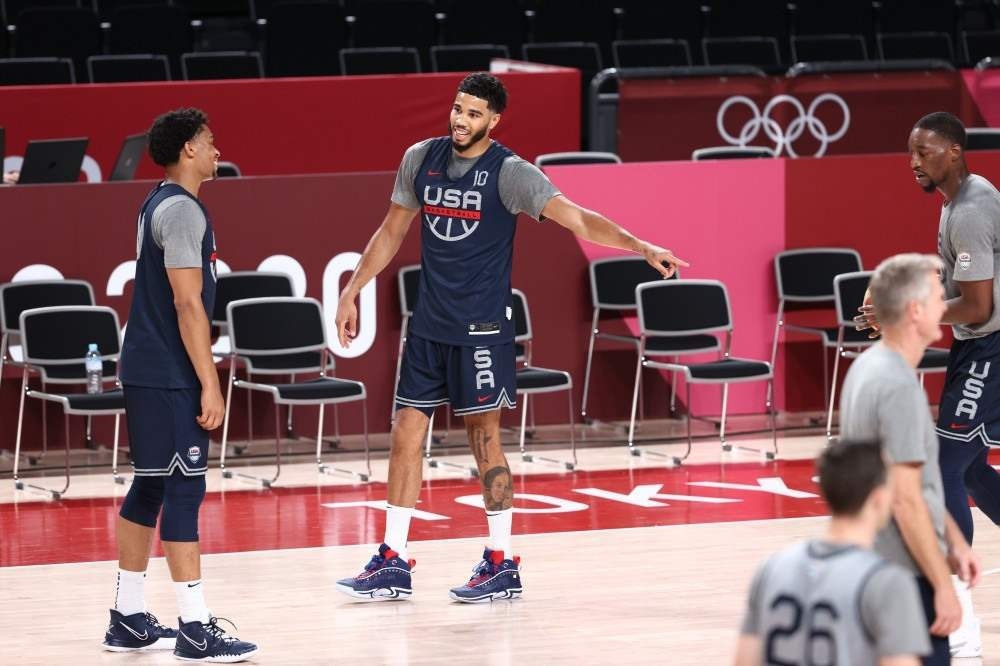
[715,93,851,157]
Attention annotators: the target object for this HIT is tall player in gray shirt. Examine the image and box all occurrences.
[735,440,929,666]
[858,112,1000,657]
[843,254,980,666]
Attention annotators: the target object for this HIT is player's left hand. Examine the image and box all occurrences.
[640,242,689,278]
[948,541,982,588]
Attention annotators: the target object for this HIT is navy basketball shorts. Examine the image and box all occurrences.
[123,385,209,476]
[395,333,516,417]
[936,332,1000,445]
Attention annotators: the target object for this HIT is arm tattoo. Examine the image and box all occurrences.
[482,465,513,511]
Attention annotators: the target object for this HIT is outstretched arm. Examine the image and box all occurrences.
[336,202,418,347]
[540,194,689,277]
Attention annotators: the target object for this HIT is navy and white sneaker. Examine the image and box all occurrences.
[174,616,259,663]
[335,543,414,601]
[449,549,522,603]
[102,609,177,651]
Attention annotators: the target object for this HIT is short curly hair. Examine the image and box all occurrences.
[457,72,507,114]
[148,108,208,167]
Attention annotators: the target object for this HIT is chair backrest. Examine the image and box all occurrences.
[612,38,692,68]
[702,36,782,67]
[775,248,863,302]
[339,47,421,74]
[0,57,76,85]
[790,34,869,63]
[832,270,873,326]
[963,31,1000,68]
[212,272,294,326]
[876,31,954,62]
[522,41,602,71]
[691,146,775,160]
[589,256,675,310]
[636,280,732,336]
[181,51,263,80]
[227,297,327,357]
[265,1,346,77]
[965,127,1000,151]
[535,151,621,167]
[88,54,170,83]
[1,279,95,335]
[397,264,421,317]
[511,288,531,342]
[20,305,121,382]
[430,44,509,73]
[216,160,241,177]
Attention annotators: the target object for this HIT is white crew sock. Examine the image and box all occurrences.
[174,580,210,624]
[114,569,147,616]
[384,504,413,560]
[486,508,513,556]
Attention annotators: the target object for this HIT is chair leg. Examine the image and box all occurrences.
[13,367,29,486]
[0,332,8,459]
[112,413,125,484]
[680,383,693,463]
[669,361,679,416]
[240,373,253,455]
[219,357,236,473]
[825,340,844,440]
[425,409,476,476]
[626,354,643,454]
[519,391,576,471]
[821,345,830,412]
[518,393,529,458]
[35,382,48,465]
[286,374,296,438]
[637,362,645,425]
[391,321,408,428]
[84,415,95,450]
[767,379,778,459]
[17,408,71,500]
[719,383,730,452]
[567,388,577,469]
[579,308,599,422]
[318,401,371,483]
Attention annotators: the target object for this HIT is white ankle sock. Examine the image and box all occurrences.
[384,504,413,560]
[486,508,513,556]
[114,569,147,616]
[174,580,210,624]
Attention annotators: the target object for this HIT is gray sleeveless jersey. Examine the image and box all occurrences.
[741,540,930,665]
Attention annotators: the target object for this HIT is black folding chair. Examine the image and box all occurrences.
[534,151,621,167]
[0,280,95,460]
[210,271,297,453]
[13,306,125,499]
[430,44,509,72]
[631,280,777,464]
[220,297,370,487]
[770,248,863,413]
[825,271,949,437]
[581,256,719,426]
[691,146,775,160]
[511,289,576,470]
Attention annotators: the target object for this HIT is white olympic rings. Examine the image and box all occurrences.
[715,93,851,157]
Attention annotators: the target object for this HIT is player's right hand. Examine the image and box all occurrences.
[854,287,882,339]
[336,295,358,348]
[930,585,962,636]
[197,386,225,431]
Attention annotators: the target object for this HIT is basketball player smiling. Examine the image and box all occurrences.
[334,72,687,603]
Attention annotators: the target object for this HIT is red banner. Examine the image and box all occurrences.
[0,70,580,181]
[618,70,985,162]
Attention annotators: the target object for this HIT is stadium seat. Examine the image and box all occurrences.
[876,32,954,61]
[963,30,1000,65]
[350,0,437,67]
[181,51,263,80]
[340,47,420,75]
[702,36,782,69]
[87,54,170,83]
[108,4,192,79]
[790,34,869,62]
[430,44,509,73]
[438,1,526,53]
[0,56,74,84]
[612,39,693,68]
[13,7,101,82]
[265,1,345,77]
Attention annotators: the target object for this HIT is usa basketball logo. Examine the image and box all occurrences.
[187,445,201,464]
[423,186,483,242]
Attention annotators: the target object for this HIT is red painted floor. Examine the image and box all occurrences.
[1,459,833,567]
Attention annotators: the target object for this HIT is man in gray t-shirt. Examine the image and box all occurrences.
[735,441,928,666]
[333,73,690,603]
[842,253,979,666]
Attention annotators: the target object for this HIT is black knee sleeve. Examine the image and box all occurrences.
[160,472,206,542]
[119,475,165,528]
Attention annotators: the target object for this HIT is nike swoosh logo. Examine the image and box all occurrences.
[118,622,148,641]
[477,395,494,404]
[180,631,207,651]
[949,423,971,429]
[428,170,441,176]
[186,582,201,588]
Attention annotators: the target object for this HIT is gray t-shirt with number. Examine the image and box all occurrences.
[143,194,206,268]
[839,343,947,574]
[938,173,1000,340]
[390,138,560,219]
[741,540,930,664]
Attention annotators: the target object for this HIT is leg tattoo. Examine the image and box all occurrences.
[482,465,513,511]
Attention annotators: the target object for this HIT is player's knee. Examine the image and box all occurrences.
[160,472,206,542]
[119,475,165,527]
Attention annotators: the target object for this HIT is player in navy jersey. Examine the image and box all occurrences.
[334,73,687,603]
[104,108,257,661]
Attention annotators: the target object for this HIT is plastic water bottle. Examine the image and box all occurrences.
[85,343,103,394]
